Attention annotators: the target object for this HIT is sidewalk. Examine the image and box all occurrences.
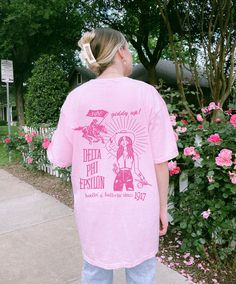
[0,169,191,284]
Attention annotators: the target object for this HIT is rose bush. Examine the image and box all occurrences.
[5,129,51,169]
[2,127,71,181]
[167,101,236,263]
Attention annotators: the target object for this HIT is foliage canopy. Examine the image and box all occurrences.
[25,54,69,126]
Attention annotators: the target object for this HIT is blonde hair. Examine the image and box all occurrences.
[78,28,127,75]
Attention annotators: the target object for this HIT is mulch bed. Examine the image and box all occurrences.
[1,163,235,284]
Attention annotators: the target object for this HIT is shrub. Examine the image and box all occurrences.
[168,100,236,263]
[2,127,71,180]
[24,54,69,126]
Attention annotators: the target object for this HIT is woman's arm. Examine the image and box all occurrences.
[155,161,169,236]
[47,112,73,168]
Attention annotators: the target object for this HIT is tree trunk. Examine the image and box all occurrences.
[15,79,25,126]
[147,66,158,86]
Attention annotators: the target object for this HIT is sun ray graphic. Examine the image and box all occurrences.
[104,115,148,156]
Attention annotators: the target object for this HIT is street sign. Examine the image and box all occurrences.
[1,60,14,83]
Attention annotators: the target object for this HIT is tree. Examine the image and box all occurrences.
[25,54,69,125]
[80,0,180,85]
[158,0,236,119]
[0,0,83,125]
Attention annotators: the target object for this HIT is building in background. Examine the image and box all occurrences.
[69,59,209,89]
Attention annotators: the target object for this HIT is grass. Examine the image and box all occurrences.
[0,125,18,137]
[0,125,20,166]
[0,143,9,165]
[0,143,20,166]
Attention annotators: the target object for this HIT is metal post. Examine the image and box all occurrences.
[6,81,12,162]
[6,81,11,137]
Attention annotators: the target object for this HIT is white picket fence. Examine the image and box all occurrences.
[22,126,71,180]
[22,125,54,137]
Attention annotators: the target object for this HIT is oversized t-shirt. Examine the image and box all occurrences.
[47,77,178,269]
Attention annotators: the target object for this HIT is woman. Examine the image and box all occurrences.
[106,132,148,191]
[48,28,178,284]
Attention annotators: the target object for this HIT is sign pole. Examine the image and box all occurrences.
[6,81,11,137]
[1,59,14,163]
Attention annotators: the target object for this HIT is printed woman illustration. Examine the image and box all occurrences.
[106,131,148,191]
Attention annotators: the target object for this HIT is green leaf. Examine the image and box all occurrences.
[196,230,202,236]
[180,221,187,229]
[208,184,215,190]
[199,238,206,244]
[177,142,184,148]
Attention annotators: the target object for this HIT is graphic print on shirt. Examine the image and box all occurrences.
[104,110,151,191]
[75,108,150,199]
[79,148,105,190]
[74,109,108,144]
[73,110,108,190]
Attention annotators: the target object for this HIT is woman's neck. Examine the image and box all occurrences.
[98,64,124,79]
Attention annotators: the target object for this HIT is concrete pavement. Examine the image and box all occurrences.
[0,169,191,284]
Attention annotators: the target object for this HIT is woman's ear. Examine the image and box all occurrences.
[117,46,126,60]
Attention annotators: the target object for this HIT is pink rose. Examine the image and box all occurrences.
[168,161,181,176]
[216,157,233,167]
[207,176,214,183]
[208,102,221,111]
[31,130,37,137]
[4,137,11,143]
[201,209,211,219]
[170,114,177,126]
[230,114,236,128]
[184,147,196,156]
[208,102,217,111]
[176,126,187,133]
[19,131,25,136]
[226,108,232,115]
[25,134,33,143]
[207,133,222,143]
[42,138,50,149]
[201,107,209,114]
[180,119,188,125]
[215,149,233,167]
[215,118,221,123]
[168,161,177,171]
[218,149,232,160]
[197,114,204,122]
[26,157,33,164]
[228,172,236,184]
[192,152,200,161]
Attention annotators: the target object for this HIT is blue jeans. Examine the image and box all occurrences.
[81,257,157,284]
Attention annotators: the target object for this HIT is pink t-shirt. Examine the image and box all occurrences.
[47,77,178,269]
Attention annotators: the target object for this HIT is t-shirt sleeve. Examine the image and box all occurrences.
[148,90,178,164]
[47,110,73,168]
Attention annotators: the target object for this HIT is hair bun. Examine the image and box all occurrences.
[78,30,96,48]
[78,28,127,76]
